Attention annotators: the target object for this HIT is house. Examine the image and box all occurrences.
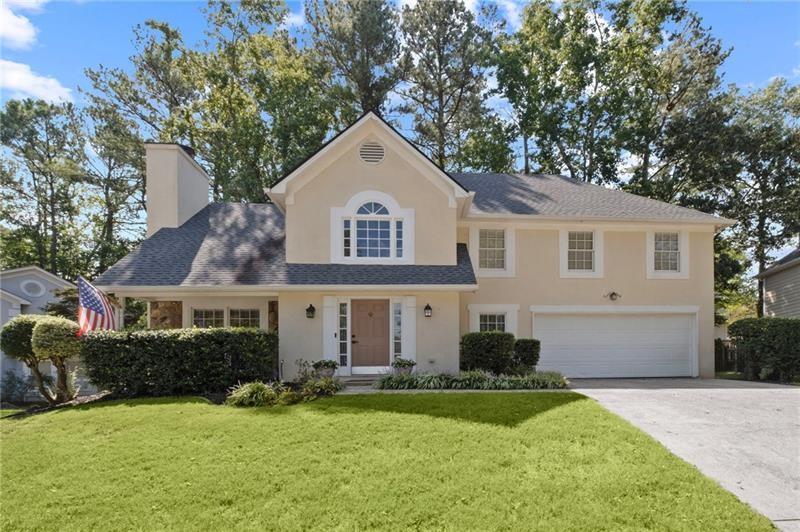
[756,248,800,318]
[1,266,74,390]
[94,112,734,379]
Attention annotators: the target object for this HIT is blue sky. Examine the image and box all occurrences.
[1,0,798,105]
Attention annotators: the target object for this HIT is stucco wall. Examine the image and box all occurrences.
[457,227,716,378]
[278,291,460,380]
[764,264,800,318]
[284,128,457,265]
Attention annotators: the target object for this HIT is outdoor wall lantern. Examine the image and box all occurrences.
[306,304,316,318]
[604,291,622,301]
[424,304,433,318]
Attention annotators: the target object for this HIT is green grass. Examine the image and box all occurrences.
[716,370,746,380]
[0,407,23,419]
[1,394,771,531]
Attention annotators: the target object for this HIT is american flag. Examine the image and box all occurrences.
[77,276,117,335]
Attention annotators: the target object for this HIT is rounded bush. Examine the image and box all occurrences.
[31,316,81,361]
[460,331,516,374]
[514,339,541,369]
[0,314,48,364]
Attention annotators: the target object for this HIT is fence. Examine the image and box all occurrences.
[715,338,742,373]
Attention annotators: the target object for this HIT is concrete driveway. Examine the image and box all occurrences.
[570,378,800,531]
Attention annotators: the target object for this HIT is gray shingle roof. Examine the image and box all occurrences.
[756,248,800,279]
[94,203,477,287]
[454,172,732,224]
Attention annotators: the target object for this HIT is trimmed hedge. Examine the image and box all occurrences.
[514,339,541,368]
[460,332,516,374]
[728,318,800,383]
[82,328,278,396]
[375,370,568,390]
[0,314,48,365]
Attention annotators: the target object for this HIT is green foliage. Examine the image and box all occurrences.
[391,357,416,369]
[729,318,800,383]
[312,360,339,370]
[375,370,567,390]
[0,315,48,365]
[30,317,81,361]
[307,0,403,117]
[300,376,343,399]
[514,338,541,369]
[81,328,278,396]
[460,331,516,374]
[225,381,284,407]
[0,370,53,404]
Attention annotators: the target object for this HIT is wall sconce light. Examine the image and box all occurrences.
[424,304,432,318]
[604,291,622,301]
[306,304,316,318]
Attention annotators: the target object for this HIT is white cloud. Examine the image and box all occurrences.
[5,0,49,10]
[498,0,522,30]
[284,10,305,27]
[0,4,37,49]
[0,59,72,102]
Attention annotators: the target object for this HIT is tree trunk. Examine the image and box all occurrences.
[52,357,71,403]
[26,362,57,405]
[522,135,529,175]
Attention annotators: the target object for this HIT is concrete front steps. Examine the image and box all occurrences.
[339,375,382,388]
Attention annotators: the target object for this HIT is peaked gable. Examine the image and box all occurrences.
[268,112,471,210]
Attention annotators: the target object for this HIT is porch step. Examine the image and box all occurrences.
[339,375,382,387]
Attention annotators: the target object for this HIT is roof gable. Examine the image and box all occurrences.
[268,112,470,209]
[0,266,73,288]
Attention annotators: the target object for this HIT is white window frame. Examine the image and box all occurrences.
[559,228,604,278]
[468,304,519,336]
[646,230,690,279]
[192,308,225,328]
[331,190,414,264]
[469,225,516,278]
[229,308,261,328]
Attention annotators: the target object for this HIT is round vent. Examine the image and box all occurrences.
[359,141,385,164]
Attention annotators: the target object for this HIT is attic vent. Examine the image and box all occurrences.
[359,141,385,164]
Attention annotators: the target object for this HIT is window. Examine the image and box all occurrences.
[230,309,260,328]
[654,232,680,271]
[334,192,413,263]
[338,303,349,367]
[193,309,224,328]
[568,231,594,271]
[479,229,505,269]
[479,313,506,332]
[392,302,402,357]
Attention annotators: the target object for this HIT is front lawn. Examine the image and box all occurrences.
[1,393,770,531]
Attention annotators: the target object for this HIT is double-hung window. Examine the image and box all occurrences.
[654,232,680,272]
[229,309,260,328]
[479,229,506,269]
[479,313,506,332]
[560,229,603,278]
[192,309,224,328]
[567,231,595,271]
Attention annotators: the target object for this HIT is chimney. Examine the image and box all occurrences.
[145,143,210,236]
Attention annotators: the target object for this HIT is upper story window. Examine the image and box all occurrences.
[469,226,516,278]
[332,191,414,264]
[647,230,689,279]
[567,231,595,271]
[559,228,604,278]
[479,229,506,269]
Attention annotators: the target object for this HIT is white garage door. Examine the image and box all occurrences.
[534,313,695,378]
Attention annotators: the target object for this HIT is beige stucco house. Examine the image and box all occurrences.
[95,112,734,379]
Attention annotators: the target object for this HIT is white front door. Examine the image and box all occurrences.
[533,313,696,378]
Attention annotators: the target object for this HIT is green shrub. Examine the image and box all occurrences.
[514,339,541,369]
[729,318,800,383]
[300,376,342,399]
[31,316,81,403]
[375,370,568,390]
[460,332,516,374]
[0,315,57,404]
[312,360,338,370]
[225,381,284,407]
[82,328,278,396]
[391,357,417,369]
[276,389,303,405]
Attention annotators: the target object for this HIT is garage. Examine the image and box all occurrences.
[532,308,697,378]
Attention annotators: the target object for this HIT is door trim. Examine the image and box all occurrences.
[529,305,700,378]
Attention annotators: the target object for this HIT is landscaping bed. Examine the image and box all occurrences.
[375,370,567,390]
[0,393,770,530]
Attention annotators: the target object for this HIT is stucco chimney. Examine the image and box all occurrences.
[145,143,210,236]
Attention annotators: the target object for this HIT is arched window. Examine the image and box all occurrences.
[334,191,414,263]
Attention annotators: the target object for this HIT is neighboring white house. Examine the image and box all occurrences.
[0,266,74,395]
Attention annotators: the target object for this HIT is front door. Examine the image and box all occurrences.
[351,299,390,367]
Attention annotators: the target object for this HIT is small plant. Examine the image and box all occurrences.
[391,357,416,374]
[375,370,568,390]
[225,381,286,407]
[301,376,343,399]
[311,359,339,377]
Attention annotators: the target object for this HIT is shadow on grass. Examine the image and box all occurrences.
[300,392,586,427]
